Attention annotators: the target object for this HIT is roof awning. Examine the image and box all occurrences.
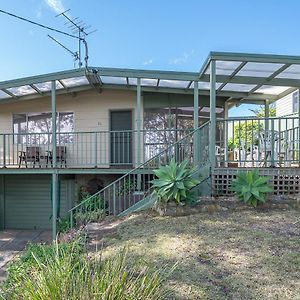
[0,51,300,103]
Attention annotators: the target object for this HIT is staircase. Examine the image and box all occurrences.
[68,122,211,228]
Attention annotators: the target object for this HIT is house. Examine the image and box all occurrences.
[276,89,299,117]
[1,52,300,238]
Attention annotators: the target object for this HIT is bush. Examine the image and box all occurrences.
[231,170,273,207]
[151,159,200,204]
[1,241,172,300]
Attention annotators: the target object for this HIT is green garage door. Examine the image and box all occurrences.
[4,175,74,230]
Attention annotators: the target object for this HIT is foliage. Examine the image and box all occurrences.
[117,179,136,196]
[249,105,276,118]
[151,159,200,204]
[75,208,105,226]
[1,241,173,300]
[233,120,262,149]
[57,217,72,233]
[231,170,273,207]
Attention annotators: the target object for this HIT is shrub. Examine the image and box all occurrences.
[151,159,200,204]
[75,208,105,226]
[1,241,172,300]
[231,170,273,207]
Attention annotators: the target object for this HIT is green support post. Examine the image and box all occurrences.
[209,60,216,169]
[136,78,142,190]
[298,89,300,165]
[51,80,57,168]
[224,101,229,167]
[193,81,200,165]
[265,99,270,132]
[52,172,58,241]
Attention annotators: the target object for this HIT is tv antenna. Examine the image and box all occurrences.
[53,9,97,68]
[47,35,79,68]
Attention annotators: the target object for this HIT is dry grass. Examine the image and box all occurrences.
[88,209,300,300]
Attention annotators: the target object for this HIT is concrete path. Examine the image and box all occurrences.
[0,230,51,282]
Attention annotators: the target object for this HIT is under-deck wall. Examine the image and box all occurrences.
[213,168,300,196]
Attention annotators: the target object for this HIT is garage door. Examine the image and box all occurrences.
[4,175,74,230]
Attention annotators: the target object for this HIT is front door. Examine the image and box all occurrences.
[110,110,133,166]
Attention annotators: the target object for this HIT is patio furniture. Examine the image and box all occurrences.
[46,146,67,167]
[258,130,280,167]
[18,146,41,168]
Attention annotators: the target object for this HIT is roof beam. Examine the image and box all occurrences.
[210,51,300,64]
[89,67,199,81]
[0,83,278,105]
[58,79,68,91]
[201,74,300,87]
[277,87,298,99]
[217,61,247,92]
[248,63,292,94]
[0,68,86,90]
[1,89,17,98]
[29,84,43,95]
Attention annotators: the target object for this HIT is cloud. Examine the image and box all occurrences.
[169,50,195,65]
[45,0,65,13]
[143,59,154,66]
[35,6,42,19]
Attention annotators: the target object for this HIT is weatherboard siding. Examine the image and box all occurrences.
[276,92,295,117]
[0,89,143,167]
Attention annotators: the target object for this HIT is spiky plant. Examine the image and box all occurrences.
[151,159,200,204]
[231,170,273,207]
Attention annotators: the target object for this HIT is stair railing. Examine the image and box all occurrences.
[68,121,210,228]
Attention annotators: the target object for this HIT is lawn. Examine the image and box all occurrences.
[88,209,300,300]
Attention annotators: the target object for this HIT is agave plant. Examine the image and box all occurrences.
[231,170,273,207]
[151,159,200,204]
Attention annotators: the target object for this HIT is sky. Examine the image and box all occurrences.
[1,0,300,116]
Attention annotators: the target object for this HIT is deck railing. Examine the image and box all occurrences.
[216,116,300,167]
[68,121,210,226]
[0,129,194,168]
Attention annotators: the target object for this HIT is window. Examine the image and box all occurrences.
[293,92,299,113]
[13,112,74,144]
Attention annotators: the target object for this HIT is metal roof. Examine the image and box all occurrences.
[1,51,300,104]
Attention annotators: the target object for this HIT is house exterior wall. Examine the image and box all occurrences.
[276,90,298,117]
[0,88,144,167]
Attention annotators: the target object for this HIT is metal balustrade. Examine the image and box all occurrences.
[216,116,300,167]
[0,129,194,168]
[68,121,211,226]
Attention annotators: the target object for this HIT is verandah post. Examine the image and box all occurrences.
[193,80,200,166]
[51,80,57,168]
[52,172,58,241]
[51,80,57,241]
[209,60,216,169]
[224,101,229,167]
[136,78,142,190]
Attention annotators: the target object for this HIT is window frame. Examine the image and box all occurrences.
[12,111,74,144]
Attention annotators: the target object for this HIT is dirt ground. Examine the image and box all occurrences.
[86,209,300,300]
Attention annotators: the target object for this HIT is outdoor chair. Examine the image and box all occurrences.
[258,130,280,167]
[46,146,67,167]
[18,146,41,168]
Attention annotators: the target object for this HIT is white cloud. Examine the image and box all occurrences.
[35,6,42,19]
[143,59,154,66]
[169,50,195,65]
[45,0,65,13]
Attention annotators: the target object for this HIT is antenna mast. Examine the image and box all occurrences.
[55,9,96,68]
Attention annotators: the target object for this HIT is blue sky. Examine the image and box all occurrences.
[0,0,300,116]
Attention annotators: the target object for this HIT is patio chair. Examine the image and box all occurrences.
[258,130,280,167]
[18,146,41,168]
[46,146,67,167]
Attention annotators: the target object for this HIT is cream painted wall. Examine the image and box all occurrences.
[0,89,141,133]
[0,89,144,168]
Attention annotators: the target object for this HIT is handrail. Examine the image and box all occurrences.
[68,121,210,217]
